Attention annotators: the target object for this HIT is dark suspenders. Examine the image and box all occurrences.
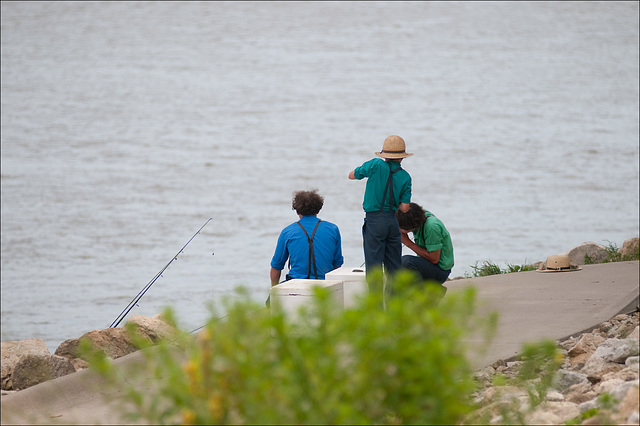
[379,161,402,212]
[296,219,322,279]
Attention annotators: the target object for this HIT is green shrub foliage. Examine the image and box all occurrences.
[85,271,496,425]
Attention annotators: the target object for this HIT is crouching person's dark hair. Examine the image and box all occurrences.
[396,202,427,231]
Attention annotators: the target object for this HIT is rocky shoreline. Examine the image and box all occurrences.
[2,310,638,425]
[1,313,177,392]
[471,311,639,425]
[1,238,638,425]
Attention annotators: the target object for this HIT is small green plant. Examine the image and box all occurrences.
[565,393,619,425]
[466,261,503,277]
[585,240,639,264]
[603,241,623,262]
[504,262,537,274]
[596,392,618,410]
[602,240,639,262]
[565,407,600,424]
[83,270,497,425]
[465,260,536,278]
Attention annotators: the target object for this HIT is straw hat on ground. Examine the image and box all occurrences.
[537,254,582,273]
[375,135,414,159]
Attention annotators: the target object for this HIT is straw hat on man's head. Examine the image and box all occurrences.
[375,135,414,159]
[537,254,582,273]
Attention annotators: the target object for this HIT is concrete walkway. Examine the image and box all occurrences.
[446,260,639,369]
[1,260,638,425]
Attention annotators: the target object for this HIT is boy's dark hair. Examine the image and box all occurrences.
[292,189,324,216]
[396,202,427,230]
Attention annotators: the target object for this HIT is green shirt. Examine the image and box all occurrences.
[412,210,454,271]
[353,158,412,212]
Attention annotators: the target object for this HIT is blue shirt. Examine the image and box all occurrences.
[353,158,412,212]
[270,215,344,279]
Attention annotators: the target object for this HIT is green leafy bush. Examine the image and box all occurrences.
[84,270,497,425]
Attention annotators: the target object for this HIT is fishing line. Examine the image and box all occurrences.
[186,315,229,335]
[109,218,213,328]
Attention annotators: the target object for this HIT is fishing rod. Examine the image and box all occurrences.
[109,218,213,328]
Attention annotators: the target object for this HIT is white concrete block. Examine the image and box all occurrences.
[270,279,344,321]
[326,267,368,308]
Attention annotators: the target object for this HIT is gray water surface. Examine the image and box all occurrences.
[2,1,638,351]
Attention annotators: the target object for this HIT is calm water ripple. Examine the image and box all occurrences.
[1,2,638,351]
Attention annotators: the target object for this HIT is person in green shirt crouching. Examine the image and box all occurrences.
[395,202,454,296]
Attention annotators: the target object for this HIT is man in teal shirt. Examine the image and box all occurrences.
[348,135,413,286]
[395,202,454,286]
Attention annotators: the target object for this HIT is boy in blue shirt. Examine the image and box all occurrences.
[348,135,413,290]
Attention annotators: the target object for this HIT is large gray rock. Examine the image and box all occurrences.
[581,356,624,383]
[526,401,580,425]
[11,354,75,391]
[580,338,639,381]
[553,369,589,392]
[1,339,50,390]
[10,353,50,391]
[125,313,177,344]
[49,354,77,378]
[613,382,639,424]
[564,382,597,404]
[626,356,639,371]
[1,314,178,392]
[619,237,639,259]
[592,338,640,364]
[54,327,138,361]
[565,242,608,265]
[567,333,605,357]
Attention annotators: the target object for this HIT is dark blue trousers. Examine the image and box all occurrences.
[362,211,402,280]
[401,255,451,284]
